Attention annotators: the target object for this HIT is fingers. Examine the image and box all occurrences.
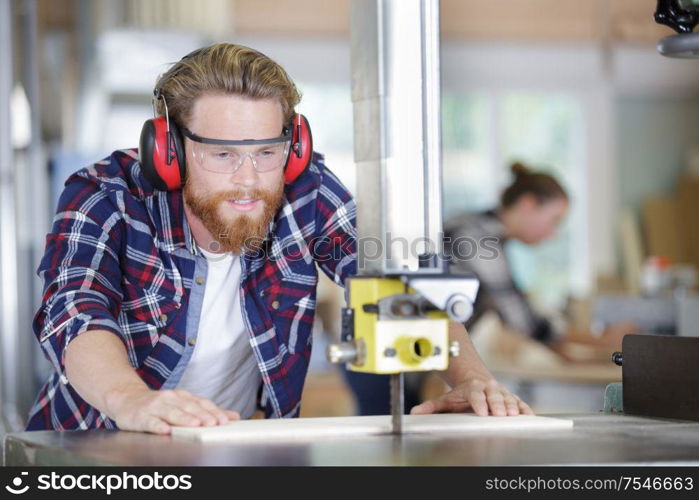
[144,415,170,435]
[117,389,240,434]
[484,382,528,417]
[176,400,221,426]
[410,382,533,418]
[176,390,238,425]
[518,397,535,415]
[149,404,203,428]
[503,393,520,416]
[225,410,241,420]
[443,379,534,417]
[498,392,534,416]
[410,399,441,415]
[410,391,473,415]
[410,400,435,415]
[467,386,489,416]
[484,381,539,417]
[189,396,236,425]
[164,390,232,426]
[483,382,508,416]
[443,400,472,413]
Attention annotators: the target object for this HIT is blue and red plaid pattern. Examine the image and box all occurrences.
[26,148,357,430]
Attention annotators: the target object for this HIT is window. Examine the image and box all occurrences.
[295,81,356,195]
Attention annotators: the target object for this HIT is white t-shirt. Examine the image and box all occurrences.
[175,247,261,418]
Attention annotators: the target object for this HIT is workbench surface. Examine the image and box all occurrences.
[5,413,699,466]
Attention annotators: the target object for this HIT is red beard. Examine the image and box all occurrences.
[184,178,284,254]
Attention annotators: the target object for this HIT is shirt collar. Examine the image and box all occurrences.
[182,206,198,255]
[155,189,197,256]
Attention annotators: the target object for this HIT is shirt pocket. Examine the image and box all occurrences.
[263,283,316,354]
[256,241,318,314]
[120,280,179,330]
[259,279,308,310]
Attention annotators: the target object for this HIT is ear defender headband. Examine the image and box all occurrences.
[139,47,313,191]
[285,113,313,184]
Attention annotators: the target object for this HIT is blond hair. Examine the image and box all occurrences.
[154,43,301,128]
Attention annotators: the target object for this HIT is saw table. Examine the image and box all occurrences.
[5,414,699,466]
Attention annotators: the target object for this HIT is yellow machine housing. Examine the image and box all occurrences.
[346,276,449,374]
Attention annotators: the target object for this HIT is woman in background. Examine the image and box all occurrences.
[445,162,569,346]
[344,162,634,416]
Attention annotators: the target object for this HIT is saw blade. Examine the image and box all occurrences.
[390,373,404,435]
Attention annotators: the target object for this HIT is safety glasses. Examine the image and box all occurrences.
[183,128,292,174]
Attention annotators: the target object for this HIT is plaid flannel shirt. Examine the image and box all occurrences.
[26,148,357,430]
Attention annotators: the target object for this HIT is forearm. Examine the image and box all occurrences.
[441,321,492,387]
[64,329,148,419]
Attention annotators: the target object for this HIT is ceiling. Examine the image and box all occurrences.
[37,0,674,44]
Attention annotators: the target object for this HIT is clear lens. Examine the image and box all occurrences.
[191,140,291,174]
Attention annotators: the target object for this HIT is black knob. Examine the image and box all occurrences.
[612,351,623,366]
[362,304,379,314]
[655,0,699,34]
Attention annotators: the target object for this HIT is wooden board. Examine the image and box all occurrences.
[171,414,573,443]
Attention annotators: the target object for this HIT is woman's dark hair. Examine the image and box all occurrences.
[500,162,568,208]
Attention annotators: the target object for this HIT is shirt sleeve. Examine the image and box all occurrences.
[33,176,126,383]
[310,160,357,288]
[478,279,565,345]
[447,221,565,345]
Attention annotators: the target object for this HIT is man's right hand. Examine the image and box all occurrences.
[106,387,240,435]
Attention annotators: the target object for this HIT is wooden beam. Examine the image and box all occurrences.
[233,0,349,37]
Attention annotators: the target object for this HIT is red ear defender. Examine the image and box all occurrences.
[284,113,313,184]
[139,116,186,191]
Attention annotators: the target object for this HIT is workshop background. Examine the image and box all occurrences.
[1,0,698,438]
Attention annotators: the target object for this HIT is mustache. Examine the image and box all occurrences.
[208,189,272,203]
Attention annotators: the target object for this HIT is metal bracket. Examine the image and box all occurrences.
[376,293,432,320]
[402,275,479,322]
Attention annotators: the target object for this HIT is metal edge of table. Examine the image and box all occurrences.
[4,413,699,467]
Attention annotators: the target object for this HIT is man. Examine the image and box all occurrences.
[27,43,531,434]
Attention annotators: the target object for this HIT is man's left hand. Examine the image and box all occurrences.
[410,375,534,417]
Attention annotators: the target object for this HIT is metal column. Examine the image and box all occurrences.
[351,0,444,276]
[0,0,24,435]
[347,0,455,434]
[17,0,47,425]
